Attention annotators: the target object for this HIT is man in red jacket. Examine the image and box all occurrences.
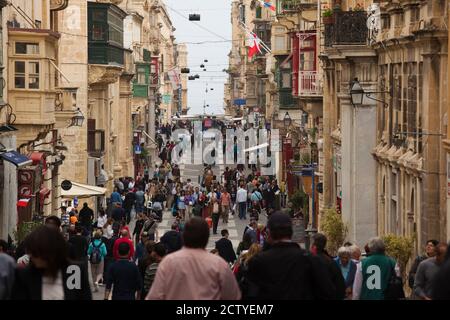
[113,229,135,261]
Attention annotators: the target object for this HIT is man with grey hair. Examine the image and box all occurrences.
[352,237,402,300]
[349,244,362,264]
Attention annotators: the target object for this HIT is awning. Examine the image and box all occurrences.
[0,151,33,167]
[61,182,107,198]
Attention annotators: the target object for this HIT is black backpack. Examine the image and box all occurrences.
[90,241,102,265]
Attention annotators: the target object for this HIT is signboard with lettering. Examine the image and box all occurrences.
[291,217,306,243]
[234,99,246,106]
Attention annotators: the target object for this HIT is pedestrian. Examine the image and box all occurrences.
[113,230,135,261]
[123,189,136,224]
[105,242,142,300]
[237,232,253,257]
[335,246,357,300]
[236,183,247,220]
[111,203,126,223]
[184,189,194,223]
[60,207,70,235]
[141,213,159,241]
[0,239,15,300]
[133,212,146,245]
[134,233,149,265]
[408,239,438,294]
[244,220,258,244]
[352,237,402,300]
[143,243,167,298]
[135,187,145,216]
[234,243,261,299]
[146,217,241,300]
[160,223,183,254]
[310,233,346,300]
[215,229,237,264]
[246,212,336,299]
[110,187,123,206]
[414,242,448,300]
[431,245,450,300]
[102,218,114,241]
[211,194,220,235]
[87,230,107,292]
[177,190,186,220]
[68,225,89,264]
[349,244,362,264]
[11,226,92,300]
[221,187,231,223]
[104,224,119,275]
[96,209,108,229]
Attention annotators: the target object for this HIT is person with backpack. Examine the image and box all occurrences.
[87,230,107,292]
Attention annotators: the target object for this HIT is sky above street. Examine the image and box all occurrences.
[165,0,232,115]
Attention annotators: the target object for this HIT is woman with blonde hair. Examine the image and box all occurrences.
[235,243,261,300]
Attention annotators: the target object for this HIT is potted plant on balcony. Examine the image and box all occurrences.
[322,7,334,24]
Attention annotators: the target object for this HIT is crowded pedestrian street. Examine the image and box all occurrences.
[2,0,450,307]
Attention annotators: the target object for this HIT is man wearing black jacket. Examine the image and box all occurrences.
[215,230,236,264]
[247,212,336,300]
[311,233,346,300]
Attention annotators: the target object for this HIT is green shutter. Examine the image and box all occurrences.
[256,7,262,19]
[143,49,150,62]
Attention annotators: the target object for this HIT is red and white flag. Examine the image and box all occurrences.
[17,198,31,207]
[258,0,276,12]
[247,32,262,59]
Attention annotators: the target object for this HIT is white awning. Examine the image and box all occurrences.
[61,182,107,198]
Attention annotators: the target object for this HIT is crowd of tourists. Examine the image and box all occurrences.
[1,119,450,300]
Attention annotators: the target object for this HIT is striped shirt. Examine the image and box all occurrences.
[144,262,160,293]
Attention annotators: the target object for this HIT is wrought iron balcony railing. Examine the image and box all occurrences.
[279,0,316,13]
[324,10,368,47]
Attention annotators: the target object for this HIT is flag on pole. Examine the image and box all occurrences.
[247,32,262,59]
[17,198,31,207]
[258,0,276,12]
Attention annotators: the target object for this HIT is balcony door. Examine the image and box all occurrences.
[299,34,317,95]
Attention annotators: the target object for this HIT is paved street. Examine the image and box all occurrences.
[91,160,266,300]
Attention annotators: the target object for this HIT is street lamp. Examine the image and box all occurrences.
[68,108,85,127]
[350,78,391,107]
[350,78,364,105]
[283,112,292,128]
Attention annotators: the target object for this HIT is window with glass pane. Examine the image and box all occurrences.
[14,61,25,88]
[282,72,291,88]
[274,36,285,51]
[15,42,39,54]
[28,62,39,89]
[300,51,315,71]
[137,66,147,84]
[92,24,104,41]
